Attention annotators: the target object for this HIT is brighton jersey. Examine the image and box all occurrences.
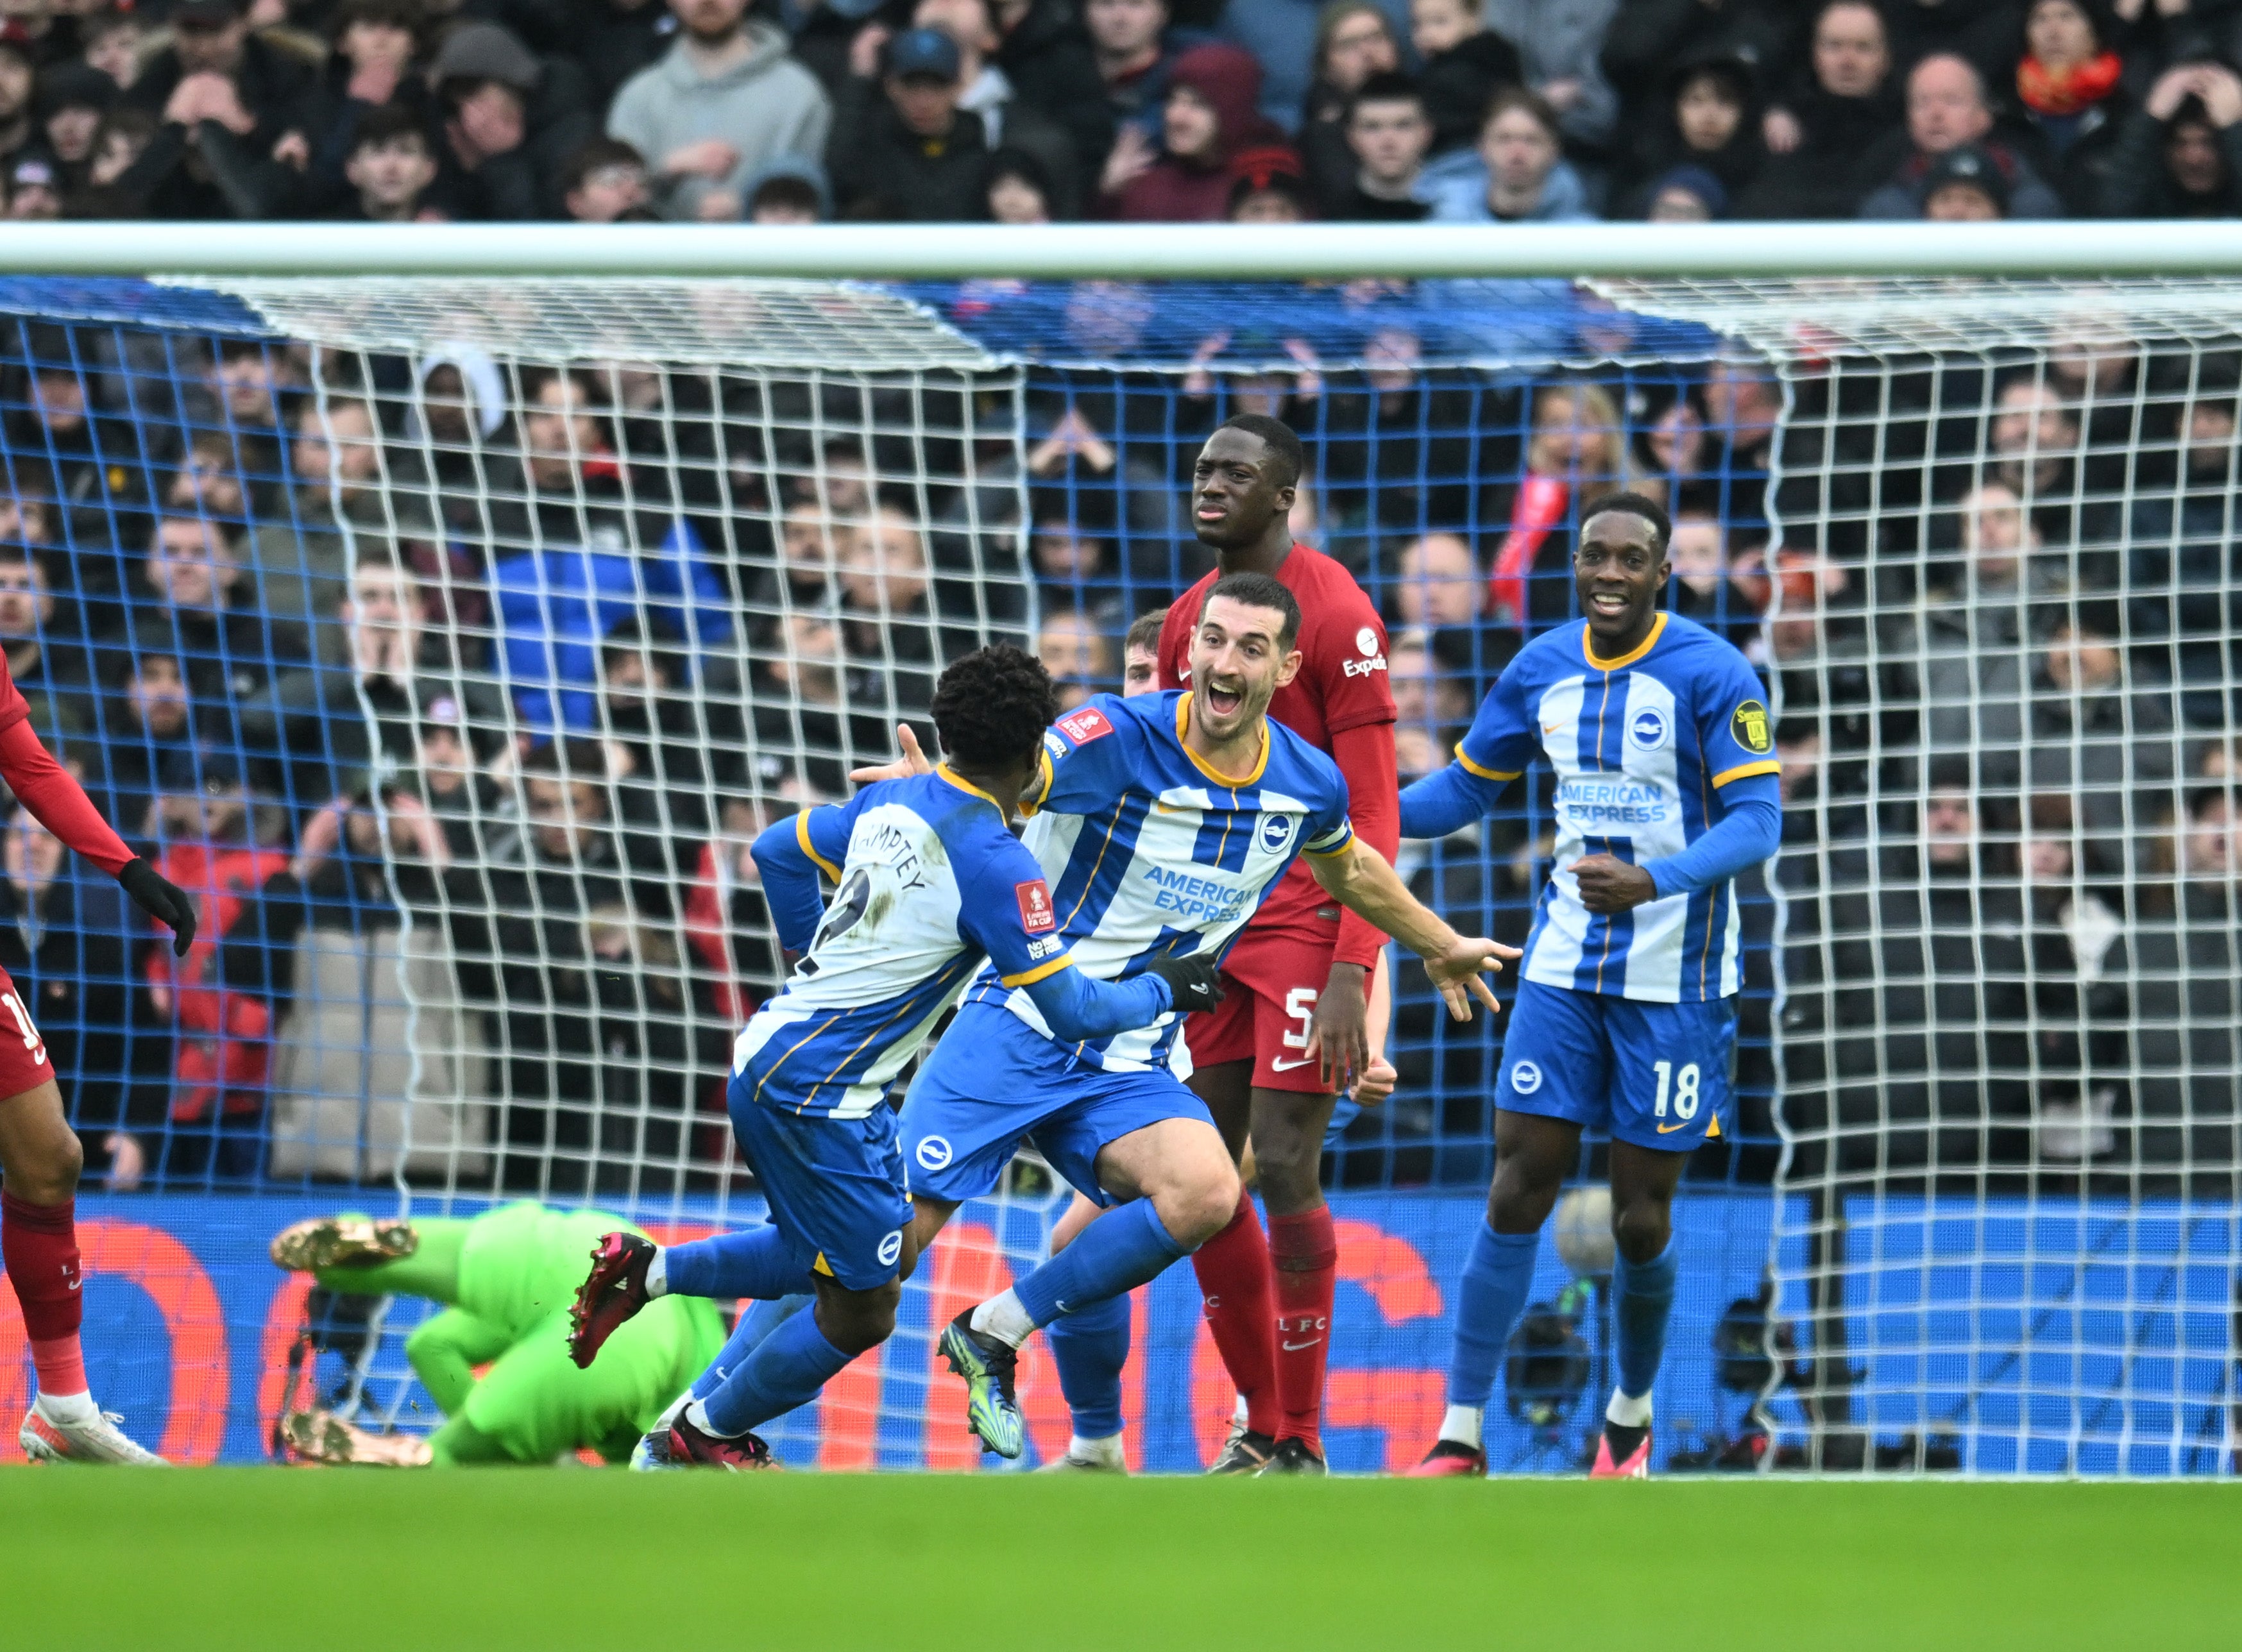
[963,690,1356,1072]
[733,769,1078,1120]
[1455,613,1777,1003]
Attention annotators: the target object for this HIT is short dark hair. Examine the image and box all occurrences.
[751,172,822,218]
[1214,412,1304,491]
[1348,71,1423,122]
[1124,606,1168,657]
[560,136,645,198]
[333,0,423,40]
[1581,489,1672,555]
[522,736,611,789]
[1200,570,1301,651]
[1482,87,1561,144]
[933,643,1060,770]
[350,103,429,156]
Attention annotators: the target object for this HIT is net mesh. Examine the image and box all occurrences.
[0,271,2229,1474]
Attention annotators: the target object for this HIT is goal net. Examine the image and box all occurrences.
[0,263,2230,1476]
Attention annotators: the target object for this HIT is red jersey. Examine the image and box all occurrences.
[0,646,133,875]
[1159,544,1398,966]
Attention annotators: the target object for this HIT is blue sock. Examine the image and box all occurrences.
[695,1307,854,1437]
[1447,1223,1541,1409]
[1046,1293,1130,1439]
[1611,1238,1678,1402]
[1013,1199,1188,1330]
[690,1294,812,1403]
[662,1226,818,1301]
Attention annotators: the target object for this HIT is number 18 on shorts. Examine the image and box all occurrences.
[1496,980,1736,1152]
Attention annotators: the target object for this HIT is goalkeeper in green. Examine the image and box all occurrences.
[271,1204,726,1467]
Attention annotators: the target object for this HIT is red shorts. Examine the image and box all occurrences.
[1185,930,1340,1095]
[0,964,53,1097]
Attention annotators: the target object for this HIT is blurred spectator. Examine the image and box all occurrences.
[828,28,990,221]
[985,145,1054,220]
[910,0,1082,216]
[1083,0,1184,139]
[146,750,293,1181]
[0,32,37,175]
[1029,491,1126,630]
[249,396,395,655]
[2130,366,2242,728]
[1038,609,1112,708]
[1298,0,1404,198]
[1228,153,1313,219]
[330,100,441,220]
[1388,532,1482,628]
[2016,791,2130,1167]
[1666,506,1753,639]
[1410,0,1525,158]
[1884,0,2028,88]
[1223,0,1409,137]
[1388,626,1474,743]
[1321,71,1433,217]
[745,155,830,220]
[1643,162,1724,219]
[1103,42,1289,221]
[2101,60,2242,217]
[1741,0,1898,219]
[838,503,947,714]
[38,63,120,194]
[576,0,686,114]
[1614,53,1763,217]
[1320,325,1475,546]
[0,548,96,741]
[296,0,430,212]
[1424,87,1595,221]
[1600,0,1794,117]
[83,11,149,97]
[749,604,895,794]
[1919,141,2007,218]
[430,21,596,221]
[98,646,198,841]
[985,0,1113,175]
[606,0,833,222]
[1121,605,1165,693]
[1859,53,2063,219]
[137,513,309,707]
[0,809,144,1190]
[1482,0,1622,156]
[123,0,317,216]
[84,106,157,199]
[1486,379,1633,632]
[561,135,655,221]
[2028,617,2179,875]
[2013,0,2126,215]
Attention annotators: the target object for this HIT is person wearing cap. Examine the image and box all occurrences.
[36,62,118,192]
[1857,51,2064,219]
[606,0,831,222]
[897,0,1083,217]
[828,25,992,220]
[1920,139,2008,219]
[429,19,593,220]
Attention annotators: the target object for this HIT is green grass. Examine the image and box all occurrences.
[5,1469,2233,1649]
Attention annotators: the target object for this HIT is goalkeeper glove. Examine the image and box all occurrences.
[1146,950,1224,1015]
[119,857,198,957]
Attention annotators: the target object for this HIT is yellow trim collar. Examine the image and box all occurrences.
[1711,759,1781,788]
[1454,743,1520,783]
[795,809,842,882]
[1017,747,1055,819]
[999,953,1074,989]
[1175,691,1269,789]
[1584,611,1669,673]
[936,763,1003,809]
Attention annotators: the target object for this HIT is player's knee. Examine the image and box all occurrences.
[1610,1197,1672,1265]
[1246,1121,1317,1204]
[1172,1160,1242,1249]
[1486,1158,1563,1234]
[14,1127,83,1204]
[819,1281,900,1356]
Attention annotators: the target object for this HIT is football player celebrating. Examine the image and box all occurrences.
[1401,494,1781,1479]
[1150,414,1401,1474]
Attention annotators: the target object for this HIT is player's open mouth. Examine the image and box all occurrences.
[1589,591,1629,616]
[1204,682,1243,715]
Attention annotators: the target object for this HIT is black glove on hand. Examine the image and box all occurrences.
[1146,950,1224,1015]
[119,857,197,957]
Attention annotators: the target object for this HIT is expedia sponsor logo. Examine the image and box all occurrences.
[1343,653,1388,678]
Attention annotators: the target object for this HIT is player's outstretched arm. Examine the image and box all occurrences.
[1305,841,1516,1022]
[1018,950,1223,1043]
[0,718,196,954]
[750,808,845,952]
[1397,758,1511,840]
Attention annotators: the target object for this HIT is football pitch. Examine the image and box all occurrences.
[6,1470,2232,1649]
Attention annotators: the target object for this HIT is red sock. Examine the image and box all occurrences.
[1191,1188,1279,1438]
[2,1190,88,1397]
[1270,1206,1338,1452]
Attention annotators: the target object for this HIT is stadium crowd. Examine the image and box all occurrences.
[0,278,2234,1206]
[4,0,2242,225]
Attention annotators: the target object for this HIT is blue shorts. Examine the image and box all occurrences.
[1497,980,1738,1152]
[727,1073,913,1292]
[899,1002,1216,1207]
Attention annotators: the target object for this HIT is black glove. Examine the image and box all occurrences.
[119,857,197,957]
[1146,950,1224,1015]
